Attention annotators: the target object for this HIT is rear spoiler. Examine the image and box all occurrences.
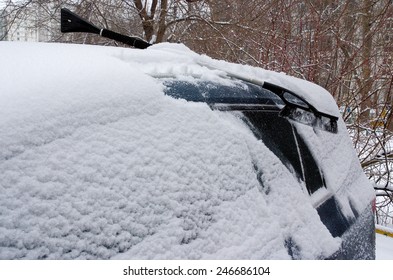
[60,8,151,49]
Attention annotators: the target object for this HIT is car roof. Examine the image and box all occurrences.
[2,41,340,117]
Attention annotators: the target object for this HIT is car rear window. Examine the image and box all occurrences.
[163,79,284,106]
[163,78,326,195]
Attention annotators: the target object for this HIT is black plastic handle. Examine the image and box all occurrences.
[61,8,151,49]
[100,29,151,49]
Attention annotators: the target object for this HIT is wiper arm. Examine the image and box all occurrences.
[263,82,338,133]
[196,62,338,133]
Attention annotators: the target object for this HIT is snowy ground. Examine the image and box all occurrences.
[376,233,393,259]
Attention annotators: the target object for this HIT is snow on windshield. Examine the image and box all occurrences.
[0,42,355,259]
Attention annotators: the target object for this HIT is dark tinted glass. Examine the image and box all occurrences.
[163,79,326,194]
[243,111,326,194]
[163,80,284,106]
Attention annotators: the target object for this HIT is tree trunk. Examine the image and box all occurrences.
[359,0,374,122]
[156,0,167,43]
[133,0,155,42]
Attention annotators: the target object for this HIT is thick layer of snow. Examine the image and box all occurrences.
[114,43,340,117]
[0,42,371,259]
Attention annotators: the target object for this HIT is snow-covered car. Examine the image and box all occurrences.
[0,41,375,259]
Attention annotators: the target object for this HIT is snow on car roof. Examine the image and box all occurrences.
[115,42,340,117]
[0,42,364,259]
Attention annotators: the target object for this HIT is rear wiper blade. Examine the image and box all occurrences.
[195,62,339,133]
[263,82,338,133]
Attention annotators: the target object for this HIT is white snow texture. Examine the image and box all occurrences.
[0,42,374,259]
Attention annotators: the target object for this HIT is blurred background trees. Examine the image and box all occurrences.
[1,0,392,226]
